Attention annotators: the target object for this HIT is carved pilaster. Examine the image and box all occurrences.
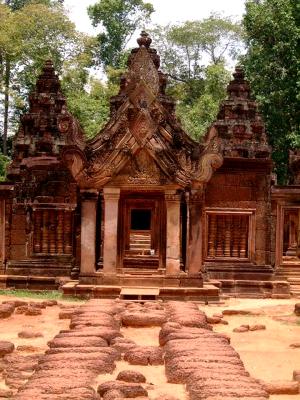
[80,190,98,276]
[103,188,120,274]
[187,188,204,278]
[165,190,181,275]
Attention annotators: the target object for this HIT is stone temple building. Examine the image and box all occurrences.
[0,32,298,299]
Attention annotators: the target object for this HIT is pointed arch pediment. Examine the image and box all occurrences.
[62,32,223,190]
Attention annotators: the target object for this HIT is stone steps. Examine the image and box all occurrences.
[62,281,220,301]
[128,232,152,255]
[274,267,300,296]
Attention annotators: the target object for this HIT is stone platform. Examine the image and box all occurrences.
[0,274,61,290]
[62,281,220,302]
[219,279,291,298]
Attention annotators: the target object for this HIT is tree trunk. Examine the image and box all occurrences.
[3,57,10,156]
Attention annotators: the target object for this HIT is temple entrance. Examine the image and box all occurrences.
[129,209,152,256]
[118,192,166,272]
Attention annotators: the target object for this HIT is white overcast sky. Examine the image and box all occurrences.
[64,0,246,35]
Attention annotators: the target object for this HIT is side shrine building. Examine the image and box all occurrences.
[0,32,298,300]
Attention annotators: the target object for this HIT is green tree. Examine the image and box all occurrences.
[176,63,231,139]
[0,0,87,155]
[151,15,242,83]
[65,77,117,139]
[88,0,154,69]
[150,16,241,139]
[243,0,300,183]
[0,153,10,181]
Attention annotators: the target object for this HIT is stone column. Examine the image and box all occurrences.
[187,189,204,276]
[165,190,181,275]
[103,188,120,274]
[80,190,98,277]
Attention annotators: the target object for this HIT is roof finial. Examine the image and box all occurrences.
[137,31,152,48]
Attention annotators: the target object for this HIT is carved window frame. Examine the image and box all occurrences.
[204,208,256,262]
[31,205,75,257]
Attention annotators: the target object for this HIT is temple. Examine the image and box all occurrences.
[0,32,298,299]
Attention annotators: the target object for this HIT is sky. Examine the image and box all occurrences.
[64,0,246,35]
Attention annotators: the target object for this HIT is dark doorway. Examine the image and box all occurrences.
[131,209,151,230]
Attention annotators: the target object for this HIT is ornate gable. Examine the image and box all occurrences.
[63,32,223,189]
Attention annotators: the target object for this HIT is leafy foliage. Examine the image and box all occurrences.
[88,0,154,69]
[64,77,118,139]
[243,0,300,182]
[150,17,241,139]
[0,1,243,161]
[176,64,231,139]
[0,153,10,181]
[0,0,94,154]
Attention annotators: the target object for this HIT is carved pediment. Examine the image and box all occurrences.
[108,149,169,186]
[62,32,223,189]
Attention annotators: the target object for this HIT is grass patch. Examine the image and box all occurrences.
[0,289,85,302]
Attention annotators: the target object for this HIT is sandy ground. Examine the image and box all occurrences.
[0,294,83,393]
[0,294,299,399]
[203,298,300,400]
[95,326,188,399]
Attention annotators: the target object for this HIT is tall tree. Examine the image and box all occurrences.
[151,15,242,84]
[150,16,242,139]
[65,76,117,139]
[0,0,86,155]
[88,0,154,69]
[243,0,300,183]
[176,63,231,139]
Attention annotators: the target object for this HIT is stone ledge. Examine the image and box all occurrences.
[219,279,290,298]
[62,281,220,302]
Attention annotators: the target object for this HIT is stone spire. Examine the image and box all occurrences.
[7,60,85,179]
[213,65,271,159]
[226,66,251,100]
